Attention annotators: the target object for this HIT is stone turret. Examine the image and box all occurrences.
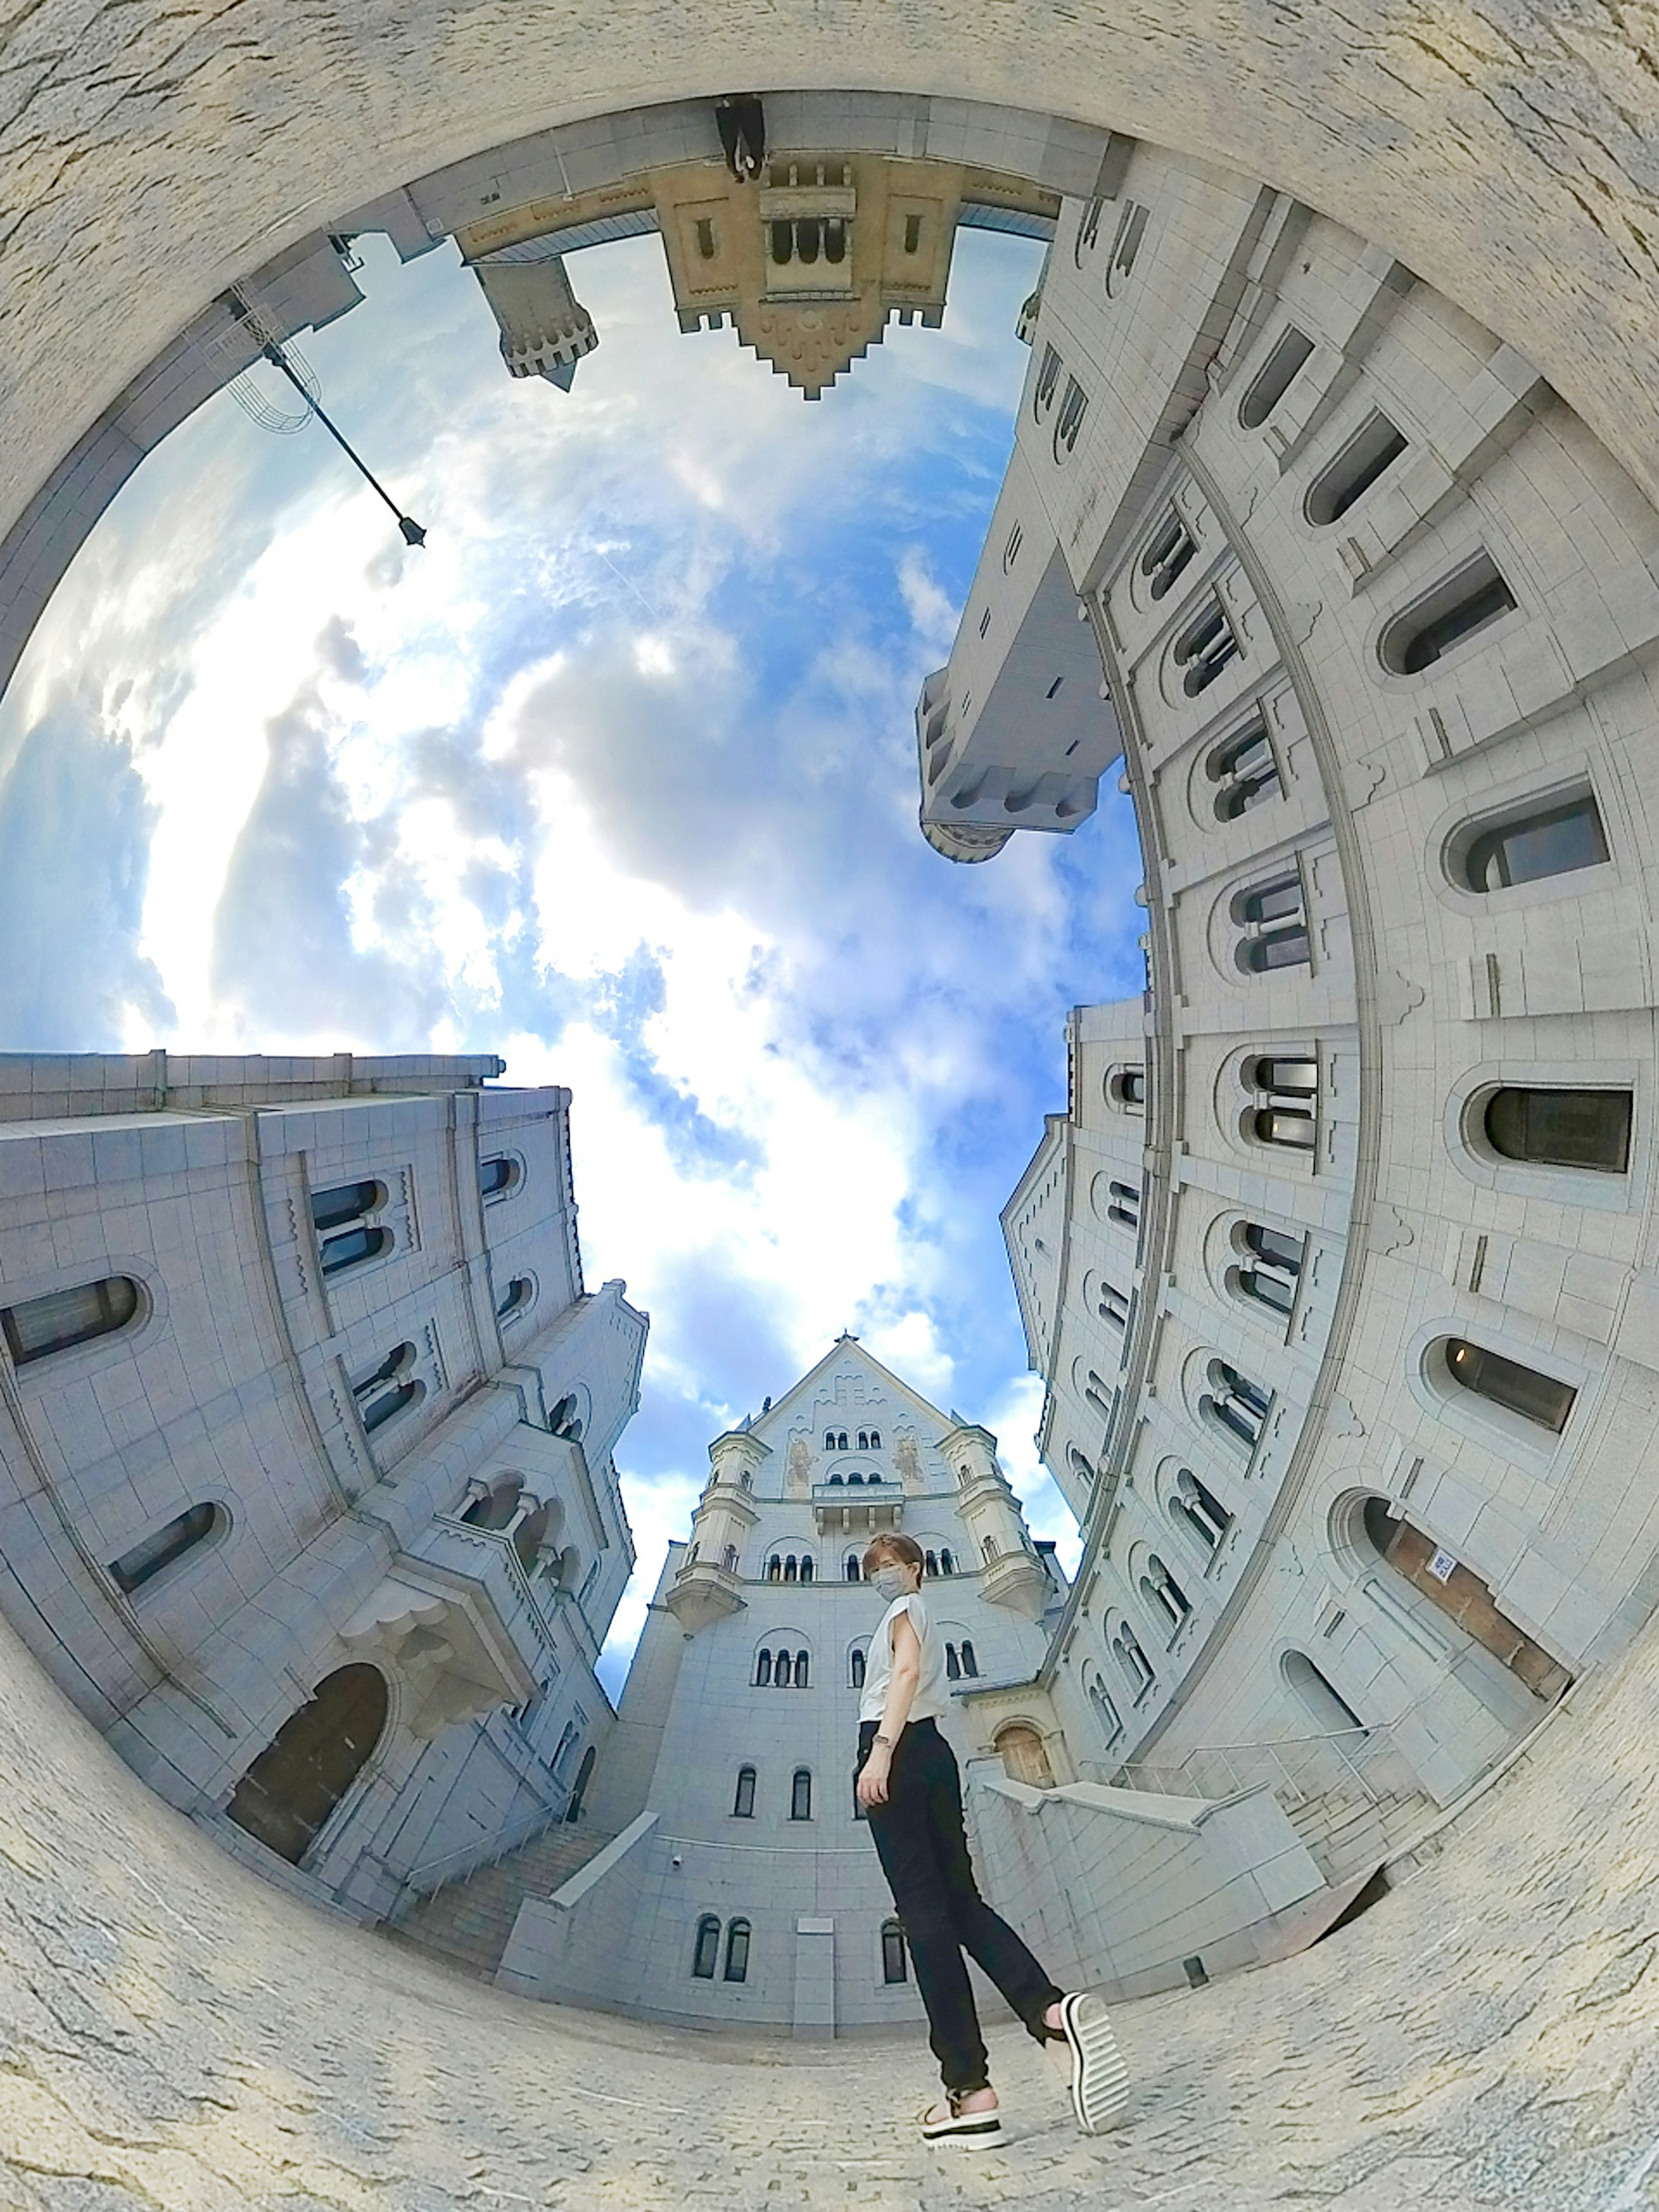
[939,1420,1048,1620]
[472,254,599,387]
[663,1426,765,1629]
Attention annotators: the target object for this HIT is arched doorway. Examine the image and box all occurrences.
[225,1664,389,1864]
[995,1723,1055,1789]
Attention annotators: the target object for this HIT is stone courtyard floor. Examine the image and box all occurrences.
[4,1611,1659,2209]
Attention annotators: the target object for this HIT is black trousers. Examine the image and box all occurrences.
[858,1718,1064,2094]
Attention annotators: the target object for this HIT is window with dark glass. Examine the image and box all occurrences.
[1113,1624,1154,1697]
[774,1651,792,1688]
[845,1554,861,1581]
[1140,509,1195,601]
[495,1276,533,1321]
[732,1765,756,1818]
[1140,1557,1192,1640]
[754,1649,772,1687]
[1173,597,1239,696]
[1245,1055,1318,1151]
[723,1918,750,1981]
[1108,1179,1141,1232]
[1379,551,1517,674]
[1170,1467,1232,1554]
[849,1646,865,1688]
[960,1640,978,1678]
[109,1502,221,1595]
[790,1768,812,1821]
[692,1914,721,1978]
[1235,873,1310,973]
[1462,794,1610,891]
[1208,715,1281,822]
[945,1642,961,1681]
[320,1224,392,1277]
[479,1155,518,1200]
[353,1343,419,1434]
[1239,327,1315,429]
[1483,1087,1631,1173]
[310,1180,381,1234]
[881,1919,908,1983]
[793,1650,810,1689]
[1445,1340,1576,1433]
[1203,1361,1270,1451]
[1305,410,1408,525]
[1236,1223,1306,1315]
[1,1275,140,1367]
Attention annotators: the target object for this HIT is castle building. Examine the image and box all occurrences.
[914,140,1659,1916]
[490,1337,1068,2032]
[470,254,599,387]
[0,1051,645,1921]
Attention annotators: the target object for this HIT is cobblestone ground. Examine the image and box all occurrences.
[2,1603,1659,2210]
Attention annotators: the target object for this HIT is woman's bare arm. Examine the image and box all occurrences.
[857,1610,922,1808]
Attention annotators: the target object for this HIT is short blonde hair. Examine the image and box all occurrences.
[862,1532,925,1577]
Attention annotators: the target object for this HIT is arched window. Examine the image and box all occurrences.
[791,1768,812,1821]
[1305,409,1408,525]
[479,1155,520,1200]
[225,1662,389,1865]
[1172,595,1239,696]
[793,1650,810,1689]
[824,1430,836,1450]
[1239,326,1315,429]
[1445,1339,1575,1433]
[925,1550,939,1577]
[721,1543,739,1573]
[996,1722,1055,1787]
[723,1918,751,1982]
[1108,1066,1147,1111]
[868,1429,881,1448]
[829,1472,844,1487]
[320,1224,393,1277]
[1243,1054,1318,1150]
[1233,1224,1306,1315]
[1170,1468,1233,1556]
[767,1555,782,1581]
[1141,508,1196,600]
[845,1553,861,1581]
[353,1343,420,1435]
[773,1651,791,1688]
[495,1276,534,1322]
[1483,1087,1631,1173]
[857,1430,869,1449]
[783,1556,798,1583]
[982,1536,1000,1565]
[1105,201,1150,295]
[881,1917,909,1982]
[1233,872,1310,973]
[109,1502,223,1595]
[1207,713,1281,821]
[939,1549,954,1576]
[692,1915,721,1979]
[1112,1623,1155,1700]
[1,1274,141,1367]
[565,1743,596,1821]
[1086,1668,1122,1742]
[1459,793,1610,892]
[1281,1650,1367,1734]
[1201,1360,1271,1453]
[799,1556,814,1584]
[945,1643,961,1681]
[960,1640,978,1678]
[849,1646,866,1689]
[732,1766,756,1818]
[1139,1556,1192,1642]
[1379,550,1517,674]
[1108,1180,1141,1233]
[1098,1281,1130,1330]
[310,1180,382,1234]
[837,1430,849,1450]
[754,1649,772,1687]
[1084,1367,1115,1422]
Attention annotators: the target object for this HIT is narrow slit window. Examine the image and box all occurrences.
[1483,1087,1631,1173]
[849,1646,866,1688]
[790,1768,812,1821]
[1445,1339,1575,1433]
[2,1275,140,1366]
[1379,551,1517,675]
[692,1914,721,1978]
[695,216,716,260]
[1141,509,1196,601]
[732,1765,756,1818]
[881,1918,908,1983]
[1305,410,1408,525]
[723,1918,750,1981]
[1239,327,1315,429]
[1108,1179,1142,1232]
[1105,202,1150,295]
[109,1502,222,1595]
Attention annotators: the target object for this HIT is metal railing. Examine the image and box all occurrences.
[394,1799,570,1906]
[1115,1695,1443,1811]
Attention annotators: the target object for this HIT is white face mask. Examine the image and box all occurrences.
[871,1565,909,1602]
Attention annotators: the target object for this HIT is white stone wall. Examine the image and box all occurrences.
[0,1054,645,1920]
[955,146,1659,1853]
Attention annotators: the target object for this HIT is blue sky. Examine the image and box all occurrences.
[0,223,1144,1685]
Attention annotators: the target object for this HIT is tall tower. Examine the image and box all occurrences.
[472,254,599,388]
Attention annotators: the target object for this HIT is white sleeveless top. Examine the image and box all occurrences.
[859,1589,949,1726]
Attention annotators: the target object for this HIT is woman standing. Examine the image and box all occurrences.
[854,1532,1127,2145]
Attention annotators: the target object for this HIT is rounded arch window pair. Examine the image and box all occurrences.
[765,1553,814,1583]
[1206,712,1280,821]
[753,1646,811,1688]
[691,1914,749,1982]
[1167,1466,1232,1555]
[310,1176,391,1276]
[353,1343,423,1434]
[1227,1221,1306,1318]
[1241,1054,1318,1152]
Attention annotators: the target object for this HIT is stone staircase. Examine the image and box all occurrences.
[393,1820,615,1977]
[1282,1779,1433,1885]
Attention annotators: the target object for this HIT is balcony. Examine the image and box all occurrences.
[664,1556,745,1631]
[811,1479,904,1537]
[339,1517,551,1738]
